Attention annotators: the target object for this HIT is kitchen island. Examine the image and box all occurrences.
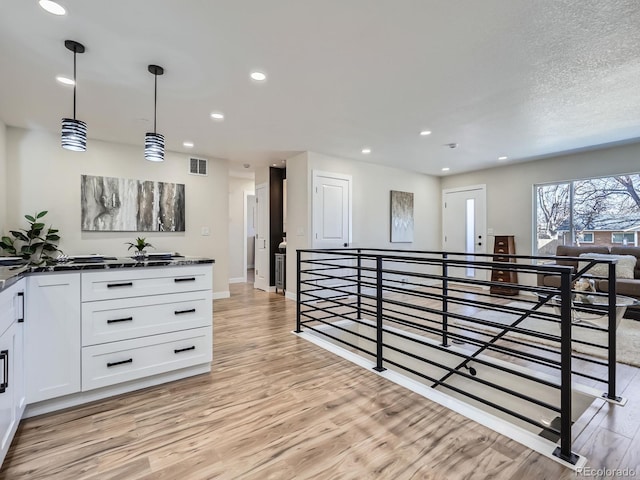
[0,256,214,466]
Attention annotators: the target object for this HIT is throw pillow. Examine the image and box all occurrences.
[578,253,636,279]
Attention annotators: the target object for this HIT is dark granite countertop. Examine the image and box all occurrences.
[0,256,214,292]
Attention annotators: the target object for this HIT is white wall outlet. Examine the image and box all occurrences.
[296,226,305,236]
[201,227,210,236]
[487,228,494,235]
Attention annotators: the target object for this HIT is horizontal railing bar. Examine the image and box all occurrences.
[383,357,560,435]
[382,341,561,411]
[381,326,561,391]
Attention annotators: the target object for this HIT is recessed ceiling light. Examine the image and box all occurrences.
[498,156,508,160]
[250,71,267,81]
[56,75,74,86]
[210,112,225,120]
[361,148,371,154]
[183,141,194,148]
[420,130,432,136]
[441,167,450,172]
[39,0,66,15]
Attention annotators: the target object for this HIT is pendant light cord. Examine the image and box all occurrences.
[153,73,157,133]
[73,48,77,119]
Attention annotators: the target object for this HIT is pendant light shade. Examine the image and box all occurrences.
[144,132,165,162]
[61,40,87,152]
[61,118,87,151]
[145,64,164,162]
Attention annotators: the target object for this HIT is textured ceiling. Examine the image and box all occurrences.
[1,0,639,175]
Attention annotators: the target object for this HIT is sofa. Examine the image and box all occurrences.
[537,245,640,318]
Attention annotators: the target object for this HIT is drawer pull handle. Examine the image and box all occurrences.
[0,350,8,393]
[107,358,133,368]
[174,346,196,354]
[175,308,196,315]
[174,277,196,283]
[107,282,133,288]
[107,316,133,324]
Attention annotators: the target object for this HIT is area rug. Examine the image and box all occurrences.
[451,301,640,367]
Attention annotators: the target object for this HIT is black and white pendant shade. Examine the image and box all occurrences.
[145,64,165,162]
[61,118,87,151]
[144,132,165,162]
[61,40,87,152]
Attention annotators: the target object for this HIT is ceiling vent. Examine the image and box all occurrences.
[189,157,208,176]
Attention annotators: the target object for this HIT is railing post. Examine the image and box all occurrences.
[606,261,619,401]
[295,249,302,333]
[356,249,362,319]
[553,268,578,465]
[373,256,386,372]
[442,253,449,347]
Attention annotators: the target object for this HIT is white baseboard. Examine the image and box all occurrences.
[228,277,245,284]
[213,291,231,299]
[285,291,296,301]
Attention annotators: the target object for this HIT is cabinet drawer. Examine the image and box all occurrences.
[82,291,212,346]
[82,327,212,391]
[81,266,212,301]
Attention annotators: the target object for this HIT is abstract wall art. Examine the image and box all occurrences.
[390,190,414,243]
[81,175,185,232]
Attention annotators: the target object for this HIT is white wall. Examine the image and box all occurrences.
[285,151,442,296]
[440,142,640,258]
[0,121,6,236]
[228,176,254,281]
[6,127,230,296]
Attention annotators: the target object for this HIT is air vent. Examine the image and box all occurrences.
[189,157,208,176]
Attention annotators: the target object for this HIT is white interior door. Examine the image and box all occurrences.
[312,171,352,249]
[311,171,353,298]
[254,183,269,291]
[442,185,487,280]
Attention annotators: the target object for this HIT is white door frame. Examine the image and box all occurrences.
[243,189,255,283]
[311,170,353,248]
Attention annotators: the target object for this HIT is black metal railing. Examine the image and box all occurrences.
[295,248,625,465]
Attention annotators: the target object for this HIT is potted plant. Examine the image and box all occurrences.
[0,211,62,265]
[125,237,154,257]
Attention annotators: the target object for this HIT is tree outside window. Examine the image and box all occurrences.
[535,174,640,254]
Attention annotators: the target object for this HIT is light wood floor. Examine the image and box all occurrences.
[1,283,639,479]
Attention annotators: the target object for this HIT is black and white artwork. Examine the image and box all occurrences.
[390,190,414,243]
[81,175,185,232]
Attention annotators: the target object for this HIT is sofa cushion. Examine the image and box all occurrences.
[555,245,610,268]
[610,246,640,279]
[597,279,640,299]
[578,253,637,279]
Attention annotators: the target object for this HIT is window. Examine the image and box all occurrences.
[578,231,594,243]
[612,232,636,245]
[534,174,640,254]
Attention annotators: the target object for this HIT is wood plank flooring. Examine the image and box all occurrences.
[1,283,639,479]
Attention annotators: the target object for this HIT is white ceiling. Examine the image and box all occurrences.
[1,0,640,176]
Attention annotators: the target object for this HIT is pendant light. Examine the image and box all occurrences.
[61,40,87,151]
[145,65,164,162]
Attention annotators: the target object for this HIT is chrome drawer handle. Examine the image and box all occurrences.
[107,358,133,368]
[107,282,133,288]
[174,277,196,283]
[107,316,133,324]
[175,308,196,315]
[174,346,196,354]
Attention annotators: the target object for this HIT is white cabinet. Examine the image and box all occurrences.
[25,273,81,404]
[0,279,25,465]
[80,265,213,393]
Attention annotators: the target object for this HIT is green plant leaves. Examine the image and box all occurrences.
[1,211,61,265]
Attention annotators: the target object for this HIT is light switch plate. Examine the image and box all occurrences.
[201,227,210,236]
